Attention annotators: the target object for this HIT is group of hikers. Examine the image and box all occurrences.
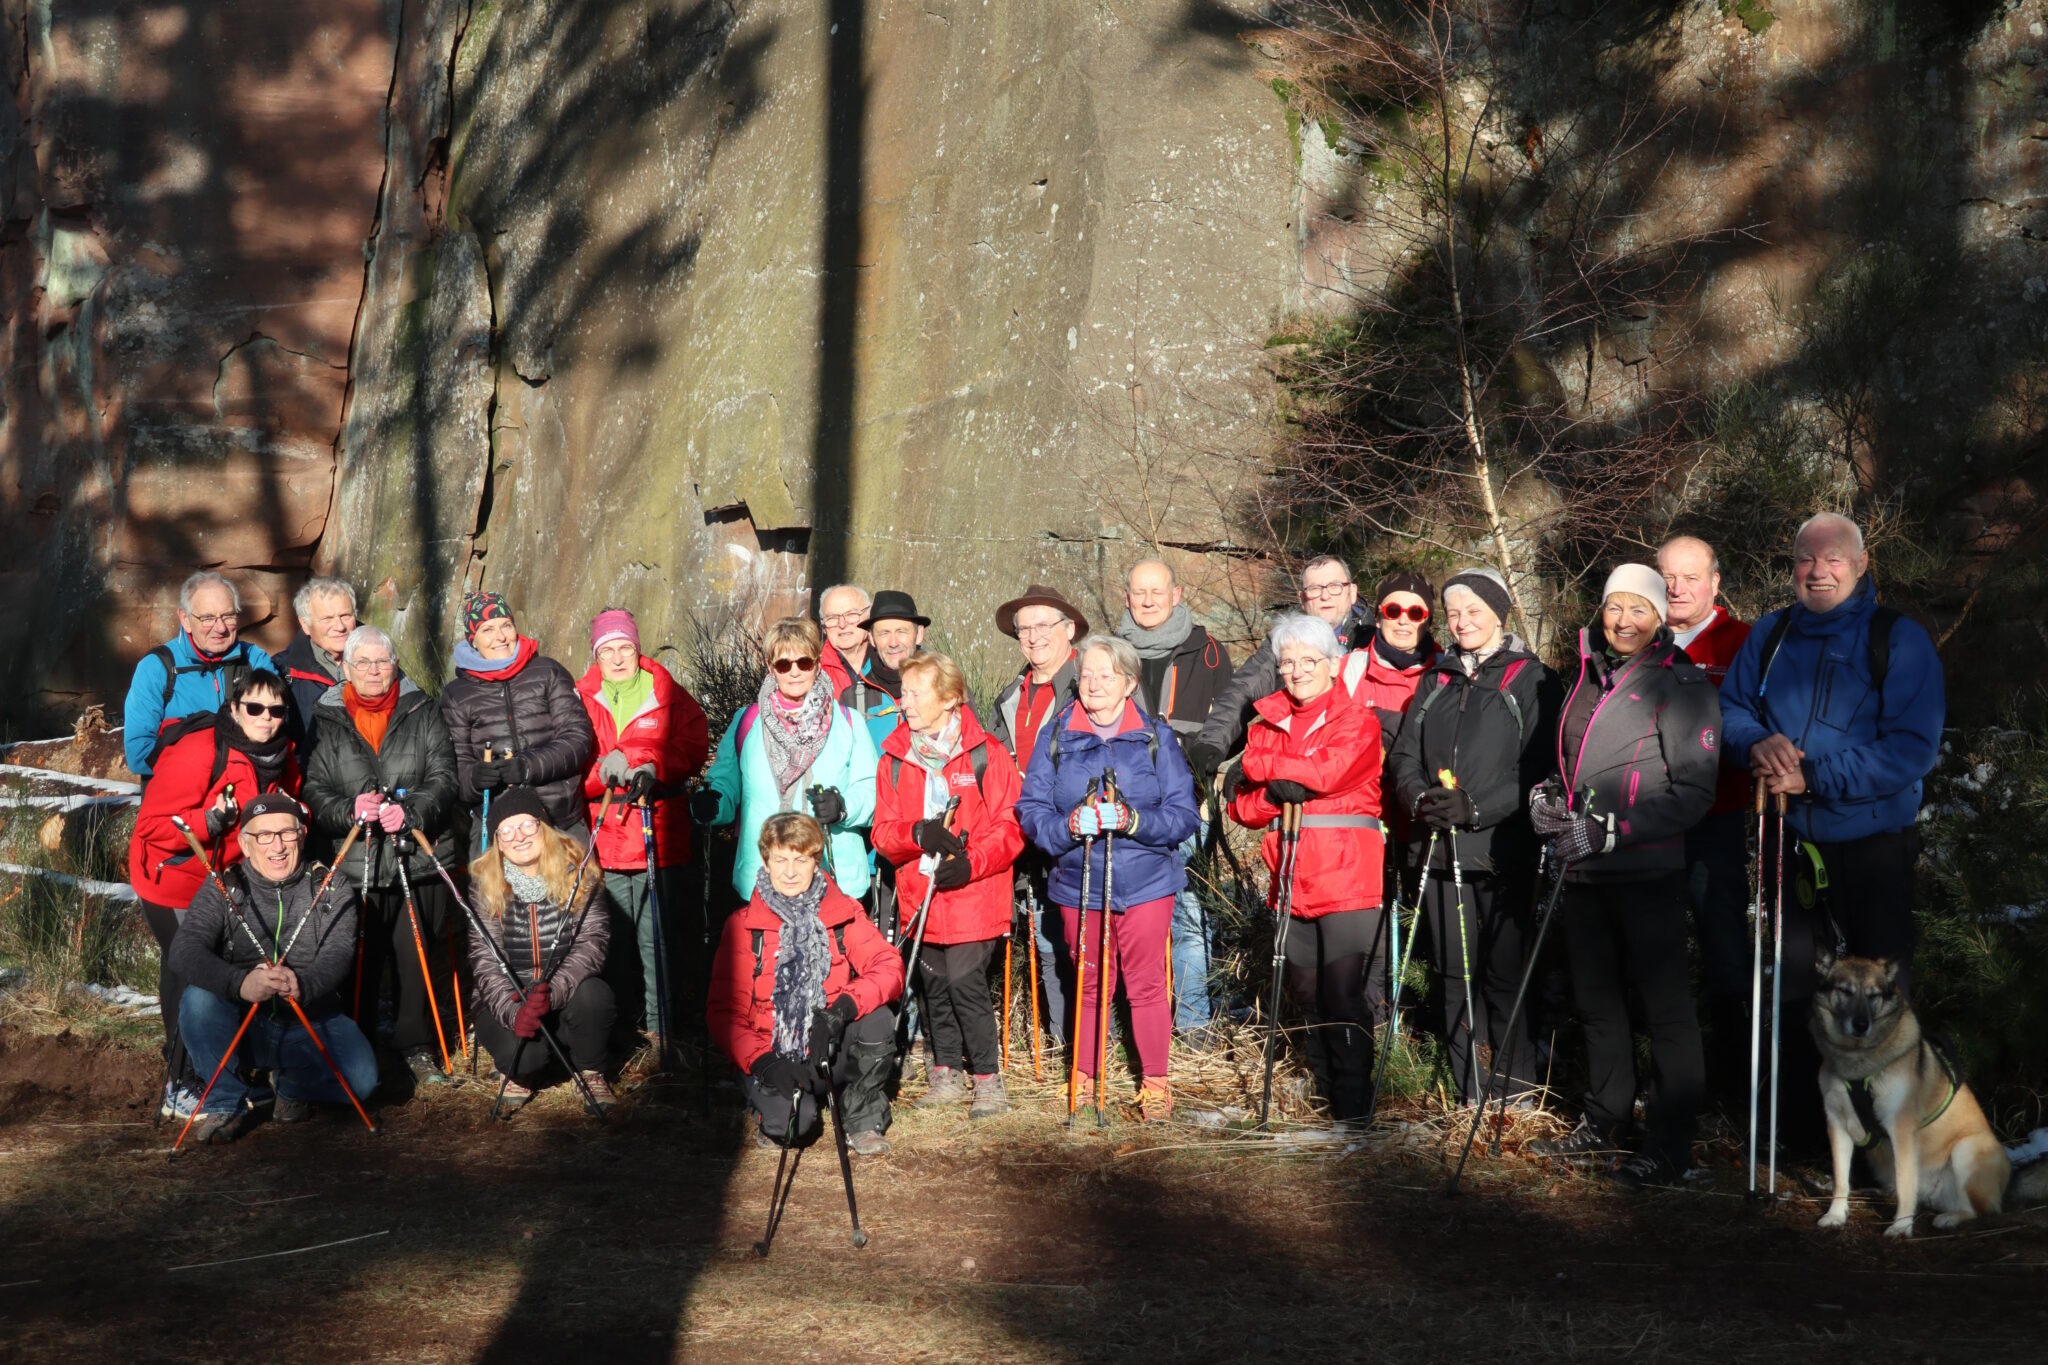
[122,509,1945,1189]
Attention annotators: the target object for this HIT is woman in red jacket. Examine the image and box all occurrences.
[708,813,904,1154]
[128,669,301,1121]
[873,651,1025,1118]
[1228,615,1386,1124]
[576,608,709,1049]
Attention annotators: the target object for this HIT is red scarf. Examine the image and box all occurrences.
[345,682,399,752]
[464,635,540,682]
[1013,675,1059,773]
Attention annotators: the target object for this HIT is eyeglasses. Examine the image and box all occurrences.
[820,611,866,628]
[1015,620,1069,640]
[1277,657,1328,675]
[1380,603,1430,623]
[496,818,541,842]
[240,701,289,719]
[244,829,302,848]
[772,656,818,675]
[1302,582,1353,600]
[188,613,237,629]
[350,657,395,672]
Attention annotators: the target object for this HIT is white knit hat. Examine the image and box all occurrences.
[1601,563,1668,623]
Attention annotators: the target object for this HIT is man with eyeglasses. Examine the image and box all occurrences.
[170,792,377,1143]
[989,584,1091,1044]
[124,570,276,779]
[277,577,360,758]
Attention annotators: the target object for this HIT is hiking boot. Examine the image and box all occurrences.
[159,1080,201,1123]
[496,1079,536,1116]
[1608,1148,1689,1190]
[847,1128,892,1157]
[755,1128,782,1151]
[968,1073,1012,1119]
[188,1108,247,1145]
[273,1096,315,1124]
[1527,1116,1620,1163]
[578,1071,617,1114]
[406,1050,448,1087]
[917,1066,968,1107]
[1139,1079,1174,1123]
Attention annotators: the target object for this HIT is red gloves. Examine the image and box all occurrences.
[513,982,552,1039]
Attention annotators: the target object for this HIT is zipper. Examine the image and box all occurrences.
[1568,650,1651,803]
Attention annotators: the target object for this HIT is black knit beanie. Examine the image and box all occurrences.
[1441,567,1514,624]
[485,785,550,843]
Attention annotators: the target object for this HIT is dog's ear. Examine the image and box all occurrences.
[1815,945,1837,978]
[1878,958,1902,989]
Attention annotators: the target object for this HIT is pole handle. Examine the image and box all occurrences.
[1774,791,1787,815]
[1754,783,1767,815]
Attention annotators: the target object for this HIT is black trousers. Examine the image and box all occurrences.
[475,976,616,1077]
[1422,870,1537,1104]
[141,900,198,1087]
[1281,908,1377,1121]
[1685,809,1757,1114]
[914,937,1001,1075]
[1762,825,1920,1157]
[1559,873,1705,1165]
[360,880,461,1056]
[745,1005,898,1143]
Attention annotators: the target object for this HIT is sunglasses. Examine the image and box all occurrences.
[239,701,290,719]
[772,656,818,674]
[1380,603,1431,623]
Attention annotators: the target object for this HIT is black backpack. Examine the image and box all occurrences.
[748,922,850,978]
[1755,604,1903,696]
[141,642,255,776]
[142,711,232,789]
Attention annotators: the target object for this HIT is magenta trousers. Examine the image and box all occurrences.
[1060,894,1173,1080]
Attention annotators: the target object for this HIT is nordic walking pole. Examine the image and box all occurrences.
[1094,769,1122,1126]
[1259,802,1304,1128]
[640,797,675,1072]
[411,830,609,1123]
[1024,881,1045,1080]
[353,822,375,1021]
[1001,914,1014,1074]
[535,791,619,984]
[479,741,504,856]
[280,994,379,1133]
[823,1054,869,1248]
[1366,828,1439,1126]
[1068,777,1099,1122]
[392,851,453,1074]
[1747,782,1767,1201]
[896,797,962,1068]
[394,787,467,1069]
[169,1002,259,1157]
[1441,770,1479,1106]
[753,1101,804,1258]
[1449,849,1568,1195]
[1765,790,1787,1201]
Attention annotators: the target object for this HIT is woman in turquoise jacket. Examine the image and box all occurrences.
[692,617,878,899]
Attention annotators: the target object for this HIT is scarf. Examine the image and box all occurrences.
[909,714,964,875]
[759,869,832,1059]
[601,667,655,733]
[344,681,398,752]
[1370,629,1429,673]
[864,651,903,701]
[453,635,540,682]
[220,703,293,789]
[1455,635,1508,678]
[756,674,835,808]
[1116,603,1195,660]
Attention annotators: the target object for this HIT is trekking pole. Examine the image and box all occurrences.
[280,994,380,1134]
[395,787,467,1070]
[1765,790,1787,1201]
[1448,848,1568,1195]
[1441,770,1479,1106]
[1259,802,1304,1128]
[410,830,609,1123]
[392,851,453,1074]
[1366,828,1439,1126]
[1001,913,1014,1074]
[753,1100,805,1258]
[353,822,375,1021]
[168,1002,259,1157]
[1093,770,1124,1126]
[1024,879,1045,1080]
[822,1055,869,1248]
[479,741,506,856]
[640,797,674,1073]
[897,797,963,1066]
[1068,778,1100,1123]
[570,788,615,911]
[1747,783,1767,1201]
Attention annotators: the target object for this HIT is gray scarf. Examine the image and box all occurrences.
[758,869,832,1059]
[1457,631,1527,678]
[1117,603,1194,660]
[755,674,835,810]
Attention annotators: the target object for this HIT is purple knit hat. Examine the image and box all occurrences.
[590,607,639,654]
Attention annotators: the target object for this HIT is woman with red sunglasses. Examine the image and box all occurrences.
[128,668,302,1121]
[694,617,879,902]
[1339,571,1440,744]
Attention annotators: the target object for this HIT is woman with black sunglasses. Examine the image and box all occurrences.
[692,617,879,902]
[128,668,302,1123]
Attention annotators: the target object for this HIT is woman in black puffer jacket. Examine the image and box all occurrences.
[440,591,595,842]
[1525,564,1720,1189]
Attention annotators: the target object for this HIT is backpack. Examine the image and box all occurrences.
[1044,705,1161,776]
[143,711,233,790]
[1406,656,1533,743]
[749,922,850,978]
[1755,604,1902,698]
[142,642,255,776]
[884,742,990,801]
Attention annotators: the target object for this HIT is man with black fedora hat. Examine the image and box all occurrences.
[989,583,1089,1048]
[846,589,927,752]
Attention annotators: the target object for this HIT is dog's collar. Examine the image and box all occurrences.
[1841,1041,1960,1145]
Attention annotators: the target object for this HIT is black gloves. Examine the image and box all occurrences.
[688,788,723,824]
[914,818,966,858]
[1413,786,1474,830]
[807,786,847,827]
[751,1051,807,1099]
[1185,739,1225,789]
[933,853,972,891]
[808,994,859,1068]
[1527,780,1572,836]
[1552,811,1614,865]
[624,766,657,804]
[205,804,235,841]
[1265,778,1313,807]
[475,755,523,792]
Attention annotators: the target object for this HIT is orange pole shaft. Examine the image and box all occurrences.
[283,996,378,1133]
[403,886,453,1073]
[1026,908,1044,1081]
[172,1002,259,1153]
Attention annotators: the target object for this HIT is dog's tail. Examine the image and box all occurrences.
[2009,1128,2048,1205]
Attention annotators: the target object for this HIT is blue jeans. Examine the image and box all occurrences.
[179,986,379,1116]
[1170,825,1214,1029]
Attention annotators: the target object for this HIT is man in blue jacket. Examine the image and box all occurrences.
[122,572,276,779]
[1719,512,1944,1156]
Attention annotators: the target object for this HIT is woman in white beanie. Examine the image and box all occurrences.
[1525,563,1721,1189]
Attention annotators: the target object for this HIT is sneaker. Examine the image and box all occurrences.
[188,1108,247,1145]
[578,1071,617,1114]
[1527,1116,1621,1163]
[406,1050,448,1087]
[847,1128,892,1156]
[1608,1148,1688,1190]
[968,1073,1012,1119]
[497,1079,536,1115]
[1138,1079,1174,1123]
[917,1066,968,1107]
[159,1080,201,1123]
[273,1096,315,1124]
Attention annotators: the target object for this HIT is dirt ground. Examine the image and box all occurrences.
[2,1027,2045,1364]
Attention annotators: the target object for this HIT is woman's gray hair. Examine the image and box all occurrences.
[293,575,358,621]
[342,623,395,667]
[1268,612,1343,661]
[1075,633,1142,685]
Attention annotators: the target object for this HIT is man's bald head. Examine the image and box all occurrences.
[1657,535,1720,633]
[1124,559,1182,630]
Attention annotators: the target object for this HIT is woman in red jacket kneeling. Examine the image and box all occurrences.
[874,651,1025,1119]
[1229,614,1386,1124]
[708,813,904,1155]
